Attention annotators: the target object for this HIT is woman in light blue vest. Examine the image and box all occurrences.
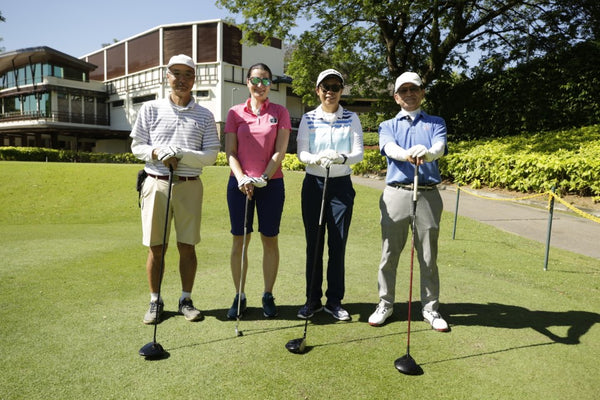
[296,69,364,321]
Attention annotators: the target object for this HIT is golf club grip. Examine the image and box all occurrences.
[413,161,419,202]
[318,168,330,226]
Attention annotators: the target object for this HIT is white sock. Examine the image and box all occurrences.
[150,293,160,303]
[180,291,192,302]
[239,292,246,300]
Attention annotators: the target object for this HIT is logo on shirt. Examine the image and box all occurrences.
[269,117,278,124]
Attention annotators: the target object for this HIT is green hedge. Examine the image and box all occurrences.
[0,147,141,163]
[3,124,599,197]
[440,125,600,197]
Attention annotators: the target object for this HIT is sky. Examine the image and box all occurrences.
[0,1,304,57]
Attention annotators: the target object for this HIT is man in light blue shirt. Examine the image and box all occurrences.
[368,72,450,332]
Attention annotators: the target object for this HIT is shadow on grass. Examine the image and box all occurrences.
[443,302,600,345]
[164,302,598,357]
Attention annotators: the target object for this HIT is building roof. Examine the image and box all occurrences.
[0,46,97,75]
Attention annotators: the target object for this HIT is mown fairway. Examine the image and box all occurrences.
[0,161,598,400]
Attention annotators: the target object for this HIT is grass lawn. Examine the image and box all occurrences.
[0,161,598,400]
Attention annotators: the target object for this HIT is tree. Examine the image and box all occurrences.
[0,11,5,53]
[217,0,597,107]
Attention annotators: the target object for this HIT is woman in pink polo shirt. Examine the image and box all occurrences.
[224,63,291,319]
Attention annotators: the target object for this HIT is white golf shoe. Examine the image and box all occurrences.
[423,309,449,332]
[368,303,393,326]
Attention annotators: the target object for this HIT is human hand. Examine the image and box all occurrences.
[162,157,178,170]
[317,149,340,168]
[408,144,428,158]
[156,146,182,161]
[318,149,338,159]
[320,157,334,169]
[251,177,267,188]
[237,175,254,188]
[331,154,346,164]
[422,150,435,162]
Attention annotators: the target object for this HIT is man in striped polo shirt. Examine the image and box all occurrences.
[130,54,220,325]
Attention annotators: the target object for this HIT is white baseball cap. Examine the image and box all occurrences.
[167,54,195,71]
[394,72,423,92]
[316,68,344,87]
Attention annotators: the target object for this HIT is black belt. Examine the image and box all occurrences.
[387,183,437,190]
[148,173,198,181]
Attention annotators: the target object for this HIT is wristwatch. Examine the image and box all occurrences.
[260,173,269,181]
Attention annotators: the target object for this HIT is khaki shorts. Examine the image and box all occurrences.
[140,176,204,247]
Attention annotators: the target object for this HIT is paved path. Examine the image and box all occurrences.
[352,176,600,260]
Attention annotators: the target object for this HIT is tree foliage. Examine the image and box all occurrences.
[427,41,600,141]
[0,11,5,53]
[217,0,598,107]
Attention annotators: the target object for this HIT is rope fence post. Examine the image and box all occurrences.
[452,183,460,240]
[543,186,556,271]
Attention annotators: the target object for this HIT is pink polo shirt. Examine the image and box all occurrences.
[225,98,291,178]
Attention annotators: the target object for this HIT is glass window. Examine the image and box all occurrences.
[54,66,64,78]
[42,63,52,77]
[132,94,156,104]
[64,66,84,81]
[4,97,18,113]
[33,63,43,84]
[40,93,50,116]
[16,67,27,86]
[23,94,37,114]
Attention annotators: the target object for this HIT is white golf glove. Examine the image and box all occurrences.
[318,149,342,168]
[318,149,339,159]
[408,144,428,159]
[156,146,182,161]
[251,177,267,188]
[237,175,254,188]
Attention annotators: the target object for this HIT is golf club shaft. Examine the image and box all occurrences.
[236,195,250,334]
[152,166,173,343]
[302,167,330,337]
[405,161,419,354]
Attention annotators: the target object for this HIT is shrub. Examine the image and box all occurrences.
[440,125,600,196]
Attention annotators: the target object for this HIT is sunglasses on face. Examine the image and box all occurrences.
[320,83,342,93]
[249,77,272,86]
[397,86,421,95]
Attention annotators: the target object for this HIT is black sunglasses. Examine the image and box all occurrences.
[320,83,343,93]
[249,77,272,86]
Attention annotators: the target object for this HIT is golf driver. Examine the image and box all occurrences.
[394,160,424,375]
[139,166,173,360]
[285,167,330,354]
[235,195,250,337]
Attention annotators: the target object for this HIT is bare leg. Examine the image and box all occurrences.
[261,234,279,293]
[230,234,251,292]
[146,244,168,293]
[177,242,197,293]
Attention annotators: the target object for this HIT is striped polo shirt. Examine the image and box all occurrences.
[130,96,220,177]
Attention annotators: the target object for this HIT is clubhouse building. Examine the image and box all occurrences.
[0,20,302,153]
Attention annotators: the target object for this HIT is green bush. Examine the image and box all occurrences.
[440,125,600,196]
[362,131,379,147]
[0,147,142,163]
[3,123,599,196]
